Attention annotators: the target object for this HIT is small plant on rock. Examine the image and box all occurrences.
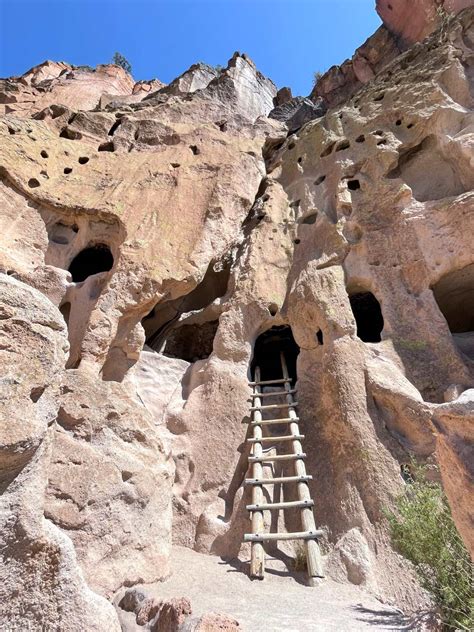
[292,543,308,572]
[386,463,473,630]
[313,71,323,87]
[112,52,132,75]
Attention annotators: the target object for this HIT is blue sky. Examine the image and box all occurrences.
[0,0,381,96]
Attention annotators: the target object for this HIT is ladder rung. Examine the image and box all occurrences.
[245,474,312,485]
[247,499,314,511]
[248,417,299,425]
[248,434,304,443]
[244,530,324,542]
[248,378,292,386]
[248,453,306,463]
[250,389,296,398]
[250,402,298,411]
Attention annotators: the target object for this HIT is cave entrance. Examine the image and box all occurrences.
[162,319,219,363]
[142,258,231,356]
[349,291,384,343]
[251,326,299,383]
[68,243,114,282]
[432,264,474,334]
[432,264,474,361]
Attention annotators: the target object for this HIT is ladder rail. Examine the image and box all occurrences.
[249,367,265,580]
[280,351,324,582]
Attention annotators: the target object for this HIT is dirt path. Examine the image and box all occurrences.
[117,546,409,631]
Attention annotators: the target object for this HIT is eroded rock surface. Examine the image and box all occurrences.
[1,6,473,629]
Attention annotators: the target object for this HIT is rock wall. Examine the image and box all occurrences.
[311,0,474,108]
[1,7,473,628]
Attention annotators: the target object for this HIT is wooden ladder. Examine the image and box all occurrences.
[244,352,324,585]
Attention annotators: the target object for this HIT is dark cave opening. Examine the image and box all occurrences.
[432,264,474,334]
[162,319,219,362]
[349,291,384,343]
[251,325,299,383]
[432,264,474,361]
[142,258,231,352]
[68,244,114,282]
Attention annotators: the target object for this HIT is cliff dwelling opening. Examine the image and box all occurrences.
[349,291,384,343]
[162,319,219,362]
[141,258,230,364]
[432,264,474,360]
[432,264,474,333]
[251,326,299,382]
[387,137,465,202]
[68,244,114,282]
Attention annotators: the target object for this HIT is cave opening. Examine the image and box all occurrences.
[432,264,474,360]
[142,258,231,352]
[349,291,384,343]
[432,264,474,334]
[162,319,219,362]
[251,325,299,383]
[68,244,114,283]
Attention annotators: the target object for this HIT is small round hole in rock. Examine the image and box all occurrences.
[28,178,40,188]
[407,123,414,129]
[294,238,301,245]
[78,156,89,164]
[316,329,323,345]
[395,119,402,126]
[314,175,326,185]
[30,386,46,403]
[301,212,317,225]
[268,303,278,316]
[68,244,114,283]
[40,150,49,158]
[288,141,296,150]
[64,167,72,174]
[98,141,114,152]
[347,179,360,191]
[189,145,199,155]
[335,140,350,152]
[355,135,365,143]
[297,157,302,164]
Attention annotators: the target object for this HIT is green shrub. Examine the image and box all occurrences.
[111,52,132,75]
[386,464,473,630]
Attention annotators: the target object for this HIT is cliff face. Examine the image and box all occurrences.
[1,7,473,631]
[311,0,474,108]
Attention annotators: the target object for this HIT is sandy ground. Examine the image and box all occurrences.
[116,546,413,631]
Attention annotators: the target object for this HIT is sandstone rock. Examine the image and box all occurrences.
[310,26,402,107]
[180,613,240,631]
[136,597,164,625]
[269,95,326,131]
[119,587,148,613]
[0,274,120,631]
[376,0,474,45]
[1,3,473,625]
[151,597,192,632]
[44,368,174,597]
[432,389,474,556]
[0,62,137,116]
[328,528,376,586]
[156,63,218,97]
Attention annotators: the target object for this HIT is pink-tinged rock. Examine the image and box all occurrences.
[150,597,192,632]
[187,613,240,631]
[376,0,474,45]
